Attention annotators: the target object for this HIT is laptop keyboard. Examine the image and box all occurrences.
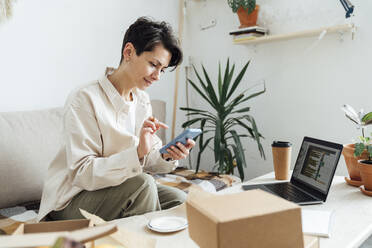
[263,183,318,203]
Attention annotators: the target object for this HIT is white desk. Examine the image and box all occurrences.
[96,172,372,248]
[219,172,372,248]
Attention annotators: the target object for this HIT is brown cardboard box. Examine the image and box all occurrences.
[186,188,304,248]
[0,219,117,248]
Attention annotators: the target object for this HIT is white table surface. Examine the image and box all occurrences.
[218,172,372,248]
[97,172,372,248]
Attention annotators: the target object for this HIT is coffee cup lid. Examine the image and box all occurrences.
[272,141,292,147]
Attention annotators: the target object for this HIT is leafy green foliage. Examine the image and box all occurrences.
[354,142,366,157]
[362,112,372,125]
[341,104,372,161]
[227,0,256,14]
[354,134,372,160]
[180,59,265,181]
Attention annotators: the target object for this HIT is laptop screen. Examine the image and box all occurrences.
[292,137,342,194]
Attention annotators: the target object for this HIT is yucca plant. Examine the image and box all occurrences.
[180,59,265,181]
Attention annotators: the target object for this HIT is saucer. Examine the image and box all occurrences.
[360,185,372,196]
[147,216,188,233]
[344,177,363,187]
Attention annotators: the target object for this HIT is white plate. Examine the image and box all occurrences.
[147,216,188,233]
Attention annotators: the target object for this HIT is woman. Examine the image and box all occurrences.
[37,17,194,221]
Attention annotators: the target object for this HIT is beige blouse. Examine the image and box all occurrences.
[37,72,177,221]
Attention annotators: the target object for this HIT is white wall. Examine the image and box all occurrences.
[2,0,371,180]
[182,0,372,180]
[0,0,180,143]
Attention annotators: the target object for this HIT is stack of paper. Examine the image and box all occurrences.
[229,26,269,42]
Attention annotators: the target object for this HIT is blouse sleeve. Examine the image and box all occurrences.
[64,106,143,191]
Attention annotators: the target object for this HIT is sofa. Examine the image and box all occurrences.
[0,100,166,210]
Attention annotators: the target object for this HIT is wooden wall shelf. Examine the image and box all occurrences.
[233,24,354,45]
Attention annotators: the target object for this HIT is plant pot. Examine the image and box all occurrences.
[237,5,259,28]
[342,144,369,182]
[358,160,372,191]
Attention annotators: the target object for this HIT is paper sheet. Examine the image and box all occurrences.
[302,209,333,238]
[9,210,38,222]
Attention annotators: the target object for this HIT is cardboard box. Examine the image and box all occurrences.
[186,188,304,248]
[0,219,117,248]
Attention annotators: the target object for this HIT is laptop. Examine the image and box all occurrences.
[242,137,343,205]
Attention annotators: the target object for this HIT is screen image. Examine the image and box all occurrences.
[292,141,340,193]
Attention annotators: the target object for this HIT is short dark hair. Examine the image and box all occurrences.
[120,17,183,70]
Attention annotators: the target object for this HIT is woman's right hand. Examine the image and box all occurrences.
[137,116,168,159]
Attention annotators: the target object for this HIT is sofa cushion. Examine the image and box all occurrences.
[0,108,64,209]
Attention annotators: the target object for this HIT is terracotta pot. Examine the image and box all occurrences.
[358,160,372,191]
[237,5,259,28]
[342,144,369,181]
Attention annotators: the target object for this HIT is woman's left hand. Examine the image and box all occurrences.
[162,138,196,161]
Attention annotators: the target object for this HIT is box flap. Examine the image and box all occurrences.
[13,219,91,234]
[0,224,117,247]
[69,224,117,243]
[12,224,24,235]
[80,209,156,248]
[187,187,300,223]
[304,235,319,248]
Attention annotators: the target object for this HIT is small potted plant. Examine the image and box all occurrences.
[354,135,372,195]
[341,104,372,186]
[227,0,259,28]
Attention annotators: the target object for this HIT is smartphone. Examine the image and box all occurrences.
[159,128,202,154]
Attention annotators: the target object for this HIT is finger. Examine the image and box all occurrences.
[142,127,155,134]
[166,148,178,159]
[148,117,168,130]
[176,142,189,155]
[185,139,196,149]
[143,120,156,131]
[170,146,182,156]
[157,121,169,129]
[152,118,168,130]
[162,152,172,160]
[167,148,184,160]
[167,148,180,160]
[170,145,186,159]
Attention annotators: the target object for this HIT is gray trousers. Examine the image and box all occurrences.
[49,173,186,221]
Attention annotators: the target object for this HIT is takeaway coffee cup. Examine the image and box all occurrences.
[272,141,292,180]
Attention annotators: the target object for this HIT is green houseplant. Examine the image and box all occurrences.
[355,134,372,194]
[227,0,259,28]
[341,104,372,186]
[180,59,265,181]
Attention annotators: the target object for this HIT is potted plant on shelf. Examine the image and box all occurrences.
[354,135,372,195]
[180,59,266,181]
[227,0,259,28]
[341,104,372,186]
